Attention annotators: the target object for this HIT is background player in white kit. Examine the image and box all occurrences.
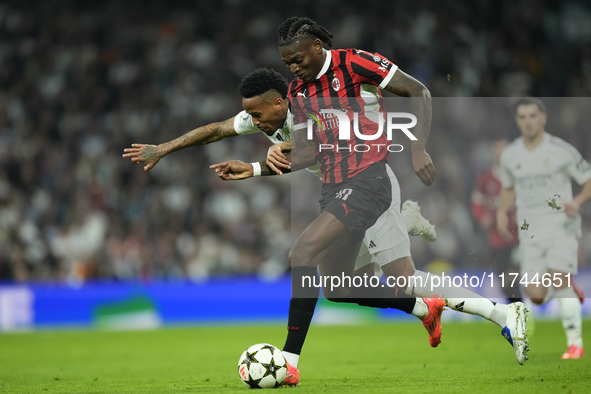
[497,97,591,360]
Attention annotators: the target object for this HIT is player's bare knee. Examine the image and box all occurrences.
[524,288,545,302]
[290,237,324,268]
[289,244,317,268]
[381,257,415,279]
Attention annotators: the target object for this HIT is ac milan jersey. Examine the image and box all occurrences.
[290,49,398,183]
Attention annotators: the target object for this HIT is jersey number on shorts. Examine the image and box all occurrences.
[335,188,353,201]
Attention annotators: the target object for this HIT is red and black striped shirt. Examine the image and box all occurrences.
[290,48,398,183]
[471,168,519,249]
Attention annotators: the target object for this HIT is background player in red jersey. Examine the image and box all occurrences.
[471,139,522,303]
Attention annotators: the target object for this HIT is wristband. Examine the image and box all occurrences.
[251,162,261,177]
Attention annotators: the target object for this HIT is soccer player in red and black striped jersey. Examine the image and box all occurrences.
[286,47,428,184]
[272,17,529,383]
[215,17,529,382]
[276,17,438,385]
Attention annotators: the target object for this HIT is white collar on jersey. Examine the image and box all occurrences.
[315,49,332,79]
[282,109,292,130]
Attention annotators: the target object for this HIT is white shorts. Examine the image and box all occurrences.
[519,235,579,276]
[354,164,410,271]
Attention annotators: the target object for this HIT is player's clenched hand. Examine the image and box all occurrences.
[122,143,162,172]
[267,144,291,175]
[564,201,580,217]
[496,211,513,242]
[411,149,437,186]
[210,160,253,180]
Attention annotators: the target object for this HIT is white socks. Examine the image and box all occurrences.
[283,351,300,368]
[411,298,428,319]
[555,287,583,348]
[407,270,508,327]
[444,297,508,328]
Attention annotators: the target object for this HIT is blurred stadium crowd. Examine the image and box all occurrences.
[0,0,590,282]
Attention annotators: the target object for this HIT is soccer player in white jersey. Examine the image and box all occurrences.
[122,67,445,343]
[497,97,591,360]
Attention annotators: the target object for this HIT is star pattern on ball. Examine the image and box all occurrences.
[262,355,279,376]
[244,351,256,366]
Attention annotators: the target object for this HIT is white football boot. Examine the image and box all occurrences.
[401,200,437,242]
[501,302,530,365]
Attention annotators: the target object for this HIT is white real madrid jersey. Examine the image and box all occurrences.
[233,109,322,178]
[500,133,591,240]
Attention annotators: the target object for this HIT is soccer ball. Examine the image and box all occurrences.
[237,343,287,388]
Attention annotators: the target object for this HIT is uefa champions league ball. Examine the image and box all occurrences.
[237,343,287,388]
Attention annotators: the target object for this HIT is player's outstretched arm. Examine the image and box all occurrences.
[210,160,256,180]
[211,160,292,180]
[122,117,238,171]
[383,69,435,187]
[211,151,317,180]
[497,187,516,241]
[211,131,317,180]
[566,178,591,217]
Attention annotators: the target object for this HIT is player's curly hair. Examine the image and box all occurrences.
[238,68,289,99]
[277,17,333,47]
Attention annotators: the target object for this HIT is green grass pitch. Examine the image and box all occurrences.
[1,320,590,393]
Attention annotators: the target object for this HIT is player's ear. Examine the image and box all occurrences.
[313,38,323,54]
[273,97,285,108]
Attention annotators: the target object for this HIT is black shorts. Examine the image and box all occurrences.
[319,162,392,242]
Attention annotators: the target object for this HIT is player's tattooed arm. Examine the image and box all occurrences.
[383,69,436,186]
[289,127,318,171]
[384,69,432,146]
[123,117,238,172]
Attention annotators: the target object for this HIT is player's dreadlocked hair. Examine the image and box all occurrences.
[238,68,289,99]
[277,17,333,47]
